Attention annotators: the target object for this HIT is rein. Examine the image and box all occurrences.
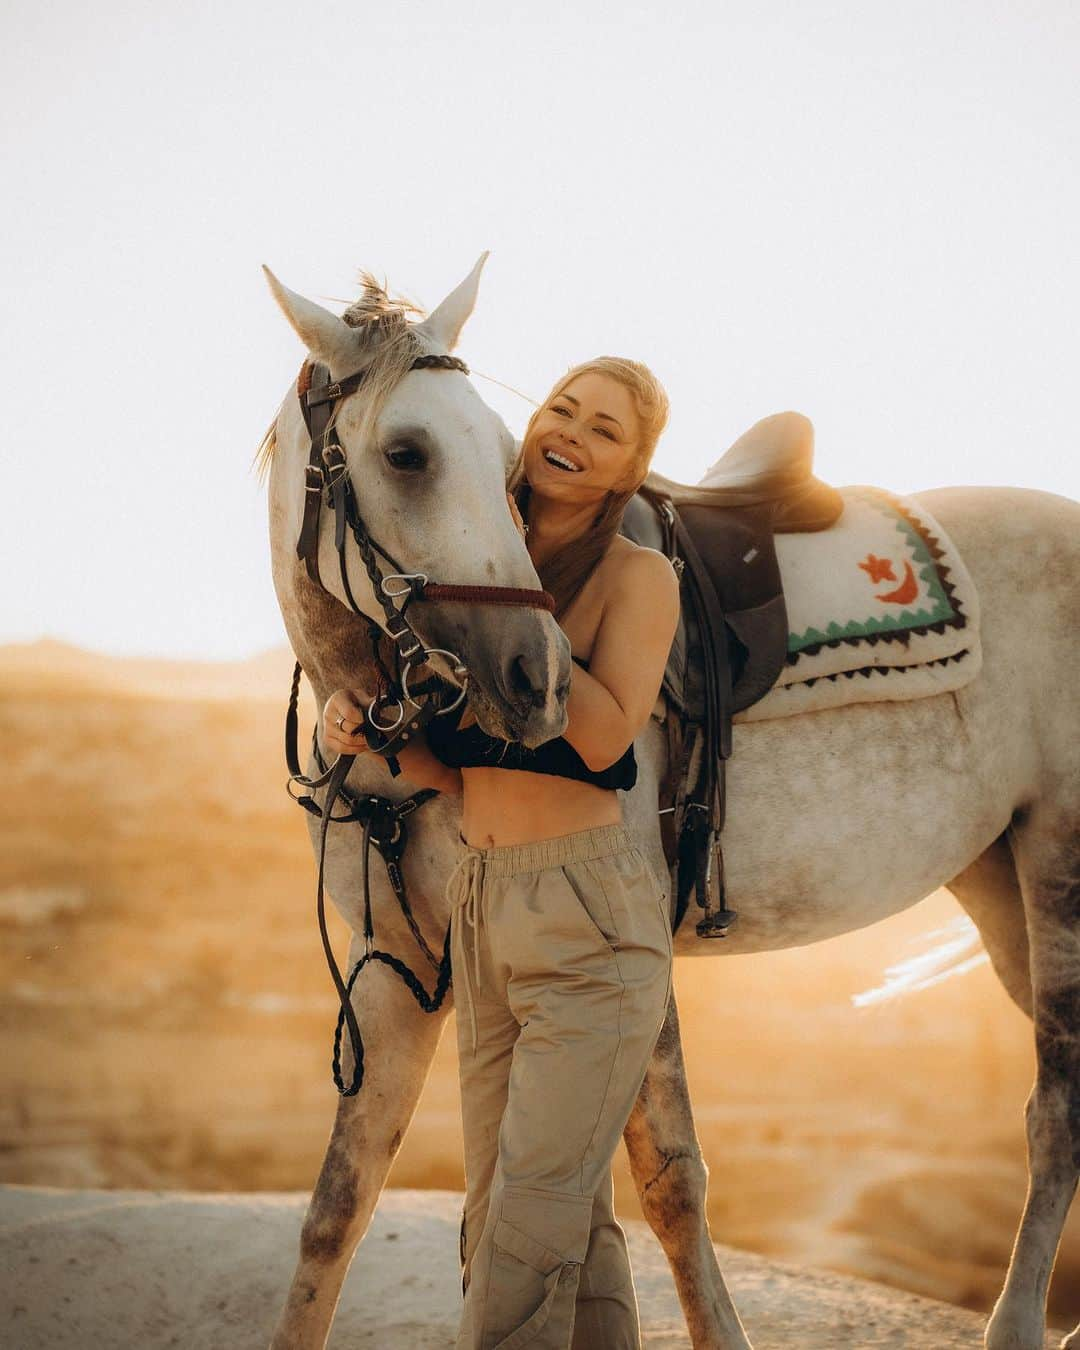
[284,352,553,1095]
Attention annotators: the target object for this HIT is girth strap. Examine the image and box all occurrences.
[668,509,740,937]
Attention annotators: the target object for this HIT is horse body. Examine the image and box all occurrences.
[262,262,1080,1350]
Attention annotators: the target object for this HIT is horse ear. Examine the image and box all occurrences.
[415,252,490,352]
[262,265,363,372]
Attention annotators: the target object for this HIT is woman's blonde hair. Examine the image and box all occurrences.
[508,356,670,617]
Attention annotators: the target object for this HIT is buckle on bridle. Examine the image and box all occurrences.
[321,443,347,479]
[381,573,428,599]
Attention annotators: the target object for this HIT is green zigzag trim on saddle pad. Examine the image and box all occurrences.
[786,485,963,656]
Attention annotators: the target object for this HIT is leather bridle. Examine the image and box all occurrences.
[283,351,555,1095]
[296,354,554,728]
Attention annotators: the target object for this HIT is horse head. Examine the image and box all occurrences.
[262,253,570,747]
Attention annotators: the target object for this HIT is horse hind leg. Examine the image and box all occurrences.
[946,831,1033,1019]
[983,806,1080,1350]
[622,989,753,1350]
[269,955,450,1350]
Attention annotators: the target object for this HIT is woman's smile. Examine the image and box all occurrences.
[541,444,586,473]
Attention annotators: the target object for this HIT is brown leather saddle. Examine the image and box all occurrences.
[619,413,843,939]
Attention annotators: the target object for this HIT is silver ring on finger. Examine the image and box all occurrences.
[334,713,346,730]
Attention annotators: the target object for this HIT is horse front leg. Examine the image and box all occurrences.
[622,988,753,1350]
[270,953,451,1350]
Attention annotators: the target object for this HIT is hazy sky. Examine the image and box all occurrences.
[3,0,1077,660]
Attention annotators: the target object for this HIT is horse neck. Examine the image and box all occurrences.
[284,561,382,706]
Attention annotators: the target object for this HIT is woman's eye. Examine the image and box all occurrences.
[594,427,615,441]
[551,405,572,417]
[385,445,426,471]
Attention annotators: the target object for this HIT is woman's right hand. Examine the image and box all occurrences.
[322,688,372,759]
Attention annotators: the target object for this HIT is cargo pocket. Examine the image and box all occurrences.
[488,1220,571,1348]
[485,1189,592,1350]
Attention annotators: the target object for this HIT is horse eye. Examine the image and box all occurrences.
[384,444,427,472]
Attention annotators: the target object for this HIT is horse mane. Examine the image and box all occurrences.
[251,271,428,483]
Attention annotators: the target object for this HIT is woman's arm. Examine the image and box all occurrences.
[558,549,680,772]
[322,689,463,796]
[391,740,464,794]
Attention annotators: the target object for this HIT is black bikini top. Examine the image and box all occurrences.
[424,657,637,791]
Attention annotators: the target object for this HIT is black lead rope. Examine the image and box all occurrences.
[285,660,453,1096]
[330,816,454,1094]
[313,752,367,1094]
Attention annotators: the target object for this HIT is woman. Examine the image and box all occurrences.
[323,357,680,1349]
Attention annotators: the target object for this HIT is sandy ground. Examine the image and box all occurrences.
[1,1185,1060,1350]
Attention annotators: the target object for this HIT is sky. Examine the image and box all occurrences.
[2,0,1077,661]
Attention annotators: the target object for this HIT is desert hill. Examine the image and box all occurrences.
[1,637,1076,1330]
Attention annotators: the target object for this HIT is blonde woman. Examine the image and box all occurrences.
[324,357,679,1349]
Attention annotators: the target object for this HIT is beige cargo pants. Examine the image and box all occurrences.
[446,823,674,1350]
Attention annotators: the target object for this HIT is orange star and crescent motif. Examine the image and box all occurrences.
[858,553,919,605]
[858,553,895,583]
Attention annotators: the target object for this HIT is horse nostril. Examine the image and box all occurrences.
[509,654,547,710]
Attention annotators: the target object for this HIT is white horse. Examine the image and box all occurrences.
[258,256,1080,1350]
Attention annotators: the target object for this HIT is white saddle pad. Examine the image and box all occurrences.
[733,485,982,724]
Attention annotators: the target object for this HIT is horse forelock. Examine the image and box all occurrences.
[341,269,424,331]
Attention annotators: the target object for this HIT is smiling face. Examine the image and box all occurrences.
[522,371,645,504]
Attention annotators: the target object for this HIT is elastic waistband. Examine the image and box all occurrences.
[457,823,638,877]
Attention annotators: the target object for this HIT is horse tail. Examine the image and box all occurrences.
[851,914,988,1008]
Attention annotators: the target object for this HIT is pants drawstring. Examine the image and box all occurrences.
[446,845,485,1056]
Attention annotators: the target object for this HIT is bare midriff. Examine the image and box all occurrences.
[458,766,622,849]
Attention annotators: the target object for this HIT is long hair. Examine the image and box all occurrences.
[508,356,670,617]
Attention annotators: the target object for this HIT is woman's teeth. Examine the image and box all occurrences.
[544,450,582,472]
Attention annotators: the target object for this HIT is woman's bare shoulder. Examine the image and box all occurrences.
[602,535,677,585]
[595,537,679,615]
[563,537,680,660]
[602,533,666,564]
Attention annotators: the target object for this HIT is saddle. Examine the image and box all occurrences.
[620,412,844,939]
